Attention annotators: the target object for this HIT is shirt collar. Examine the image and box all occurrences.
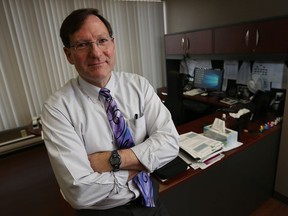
[77,72,116,102]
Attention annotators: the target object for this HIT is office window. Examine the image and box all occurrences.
[0,0,165,131]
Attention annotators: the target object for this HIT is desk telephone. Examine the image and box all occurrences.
[183,82,193,91]
[182,73,193,92]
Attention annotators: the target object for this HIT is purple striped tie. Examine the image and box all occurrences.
[99,88,155,207]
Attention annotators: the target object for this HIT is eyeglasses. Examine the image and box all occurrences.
[69,37,114,52]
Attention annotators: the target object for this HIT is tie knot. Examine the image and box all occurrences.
[99,88,112,101]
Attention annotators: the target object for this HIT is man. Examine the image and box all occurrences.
[41,8,179,216]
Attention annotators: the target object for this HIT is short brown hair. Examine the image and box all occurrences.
[60,8,113,47]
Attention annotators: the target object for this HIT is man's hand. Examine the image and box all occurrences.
[88,151,112,173]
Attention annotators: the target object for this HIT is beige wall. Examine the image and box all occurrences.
[165,0,288,199]
[165,0,288,33]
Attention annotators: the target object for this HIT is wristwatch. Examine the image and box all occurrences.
[109,150,121,172]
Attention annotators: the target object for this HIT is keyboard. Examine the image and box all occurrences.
[183,88,204,96]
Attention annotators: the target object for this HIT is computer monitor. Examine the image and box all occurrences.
[193,68,223,91]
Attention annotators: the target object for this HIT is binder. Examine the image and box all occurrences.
[153,156,188,181]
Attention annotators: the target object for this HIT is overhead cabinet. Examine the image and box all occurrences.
[214,23,254,54]
[214,18,288,54]
[165,17,288,57]
[164,30,213,55]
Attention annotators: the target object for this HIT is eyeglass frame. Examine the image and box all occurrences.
[69,36,114,52]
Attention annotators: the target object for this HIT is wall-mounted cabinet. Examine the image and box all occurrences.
[214,23,254,54]
[164,30,213,56]
[165,17,288,58]
[164,33,186,55]
[214,18,288,54]
[253,19,288,53]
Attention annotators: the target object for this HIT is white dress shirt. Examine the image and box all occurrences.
[41,71,179,209]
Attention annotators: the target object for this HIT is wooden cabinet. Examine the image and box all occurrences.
[164,33,186,55]
[214,18,288,54]
[186,30,213,54]
[165,30,212,56]
[254,18,288,53]
[214,23,254,54]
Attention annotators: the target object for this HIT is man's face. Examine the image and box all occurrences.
[64,15,115,87]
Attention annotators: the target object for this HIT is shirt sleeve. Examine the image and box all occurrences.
[41,102,130,209]
[131,78,180,172]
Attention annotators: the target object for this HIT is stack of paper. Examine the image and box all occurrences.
[178,131,224,170]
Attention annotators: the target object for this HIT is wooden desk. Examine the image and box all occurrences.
[0,144,75,216]
[158,112,281,216]
[0,113,280,216]
[157,86,168,103]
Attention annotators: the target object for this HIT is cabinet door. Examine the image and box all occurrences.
[253,19,288,53]
[164,33,186,55]
[214,23,255,54]
[186,30,213,54]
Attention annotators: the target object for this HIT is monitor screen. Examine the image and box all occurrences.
[193,68,223,91]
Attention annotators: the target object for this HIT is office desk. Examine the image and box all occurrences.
[0,112,280,215]
[158,112,281,216]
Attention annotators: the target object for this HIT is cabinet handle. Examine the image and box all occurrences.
[255,29,259,47]
[245,30,249,47]
[181,37,185,50]
[185,38,190,54]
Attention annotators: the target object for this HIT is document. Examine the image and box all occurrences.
[179,147,224,168]
[178,131,224,170]
[223,60,238,80]
[237,61,251,85]
[183,59,212,77]
[252,62,287,89]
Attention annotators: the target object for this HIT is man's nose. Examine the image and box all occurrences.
[89,42,103,55]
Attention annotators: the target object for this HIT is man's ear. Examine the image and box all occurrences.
[63,47,74,65]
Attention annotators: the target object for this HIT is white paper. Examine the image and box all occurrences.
[223,60,238,79]
[211,118,225,133]
[197,153,224,169]
[223,142,243,152]
[252,62,287,90]
[237,61,251,85]
[229,108,250,118]
[222,78,228,91]
[179,131,223,160]
[185,59,197,77]
[194,60,212,69]
[185,59,212,77]
[179,59,188,74]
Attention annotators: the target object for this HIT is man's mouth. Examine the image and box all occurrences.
[88,61,105,67]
